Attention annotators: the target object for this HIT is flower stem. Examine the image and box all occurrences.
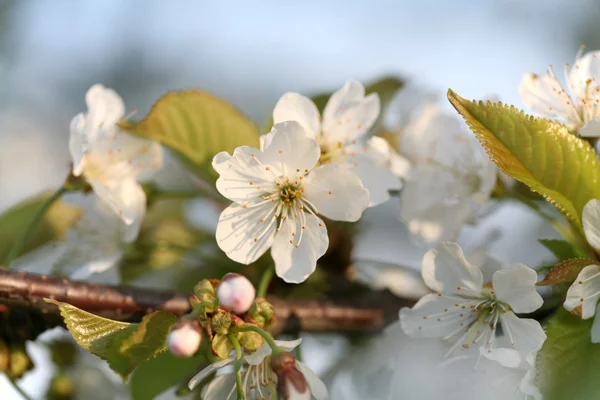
[229,335,245,400]
[232,325,281,355]
[257,266,275,298]
[7,376,32,400]
[4,185,67,267]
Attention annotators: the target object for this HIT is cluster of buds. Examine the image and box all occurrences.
[168,273,275,359]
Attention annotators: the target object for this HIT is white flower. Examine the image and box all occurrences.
[53,195,133,280]
[273,79,401,207]
[439,351,542,400]
[564,199,600,342]
[520,48,600,136]
[188,339,328,400]
[69,84,162,238]
[218,273,256,314]
[391,104,496,244]
[213,121,369,283]
[400,242,546,368]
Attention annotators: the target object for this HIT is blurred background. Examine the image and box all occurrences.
[1,0,599,398]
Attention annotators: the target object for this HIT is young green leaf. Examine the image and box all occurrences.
[120,90,260,184]
[537,308,600,400]
[539,238,587,260]
[130,351,208,400]
[46,299,178,380]
[0,194,80,263]
[447,90,600,231]
[537,258,597,286]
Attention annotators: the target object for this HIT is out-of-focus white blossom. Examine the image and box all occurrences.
[520,48,600,136]
[217,273,256,314]
[213,121,369,283]
[389,103,496,244]
[329,321,541,400]
[273,80,401,207]
[69,84,162,240]
[400,242,545,368]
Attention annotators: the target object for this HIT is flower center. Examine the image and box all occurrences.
[244,359,278,398]
[278,181,304,205]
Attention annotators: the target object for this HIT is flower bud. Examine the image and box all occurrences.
[167,320,202,357]
[217,273,256,314]
[271,352,310,400]
[246,297,275,328]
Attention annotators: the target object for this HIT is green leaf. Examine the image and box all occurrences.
[120,90,260,183]
[0,194,80,262]
[447,90,600,231]
[130,350,207,400]
[539,239,586,260]
[537,308,600,399]
[45,299,178,379]
[537,258,597,286]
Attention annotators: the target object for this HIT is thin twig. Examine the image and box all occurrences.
[0,268,414,336]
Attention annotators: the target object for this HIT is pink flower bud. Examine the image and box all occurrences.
[167,320,201,357]
[217,273,256,314]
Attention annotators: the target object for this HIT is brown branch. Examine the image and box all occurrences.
[0,268,415,336]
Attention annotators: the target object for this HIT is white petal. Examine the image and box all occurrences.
[499,312,547,364]
[583,199,600,250]
[421,242,483,296]
[592,306,600,343]
[564,264,600,319]
[201,373,236,400]
[579,118,600,137]
[245,343,272,365]
[297,361,329,400]
[212,146,274,203]
[471,254,505,283]
[322,80,380,143]
[188,357,235,390]
[343,137,402,207]
[303,164,369,222]
[85,84,126,137]
[88,177,146,233]
[493,264,543,313]
[271,209,328,283]
[245,338,303,365]
[273,92,321,139]
[399,104,464,163]
[568,50,600,104]
[94,132,163,181]
[69,113,87,176]
[398,165,474,244]
[399,293,476,338]
[275,338,303,351]
[389,148,411,178]
[260,121,320,174]
[519,72,575,121]
[479,347,521,369]
[215,202,277,265]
